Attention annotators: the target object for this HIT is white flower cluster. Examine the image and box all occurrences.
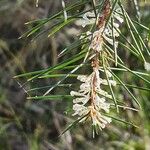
[70,68,116,129]
[71,6,123,131]
[144,62,150,71]
[77,8,123,52]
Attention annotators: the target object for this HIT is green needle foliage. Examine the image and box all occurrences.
[14,0,150,137]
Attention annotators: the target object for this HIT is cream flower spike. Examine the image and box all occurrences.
[76,11,96,27]
[76,7,123,52]
[70,1,122,135]
[70,66,114,130]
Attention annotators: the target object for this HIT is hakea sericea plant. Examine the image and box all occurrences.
[13,0,150,138]
[70,0,123,133]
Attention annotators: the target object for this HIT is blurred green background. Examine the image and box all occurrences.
[0,0,150,150]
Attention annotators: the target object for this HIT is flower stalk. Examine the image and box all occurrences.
[71,0,123,134]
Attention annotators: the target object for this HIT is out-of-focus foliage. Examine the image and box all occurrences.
[0,0,150,150]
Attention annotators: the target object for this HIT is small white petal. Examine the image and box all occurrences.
[73,104,89,116]
[79,35,84,40]
[80,83,90,92]
[95,95,110,112]
[114,8,124,23]
[110,80,117,86]
[86,31,92,35]
[115,15,124,23]
[105,70,112,77]
[81,12,96,27]
[97,89,112,99]
[104,27,111,36]
[103,35,113,45]
[113,22,120,28]
[144,62,150,71]
[73,96,89,104]
[70,91,84,97]
[77,75,88,82]
[100,79,117,86]
[103,35,118,47]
